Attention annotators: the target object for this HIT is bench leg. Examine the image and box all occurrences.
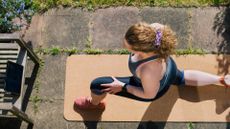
[10,106,34,125]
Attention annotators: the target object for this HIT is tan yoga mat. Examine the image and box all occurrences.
[64,54,230,122]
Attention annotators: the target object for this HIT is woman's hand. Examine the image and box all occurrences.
[100,76,125,94]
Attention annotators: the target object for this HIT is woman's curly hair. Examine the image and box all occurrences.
[125,22,177,59]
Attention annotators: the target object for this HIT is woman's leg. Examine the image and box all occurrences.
[184,70,229,86]
[90,76,155,103]
[90,92,107,105]
[90,76,131,105]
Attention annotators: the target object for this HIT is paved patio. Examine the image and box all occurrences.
[1,7,230,129]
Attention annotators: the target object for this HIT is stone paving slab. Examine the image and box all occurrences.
[140,7,190,49]
[42,9,90,48]
[190,7,222,52]
[21,100,68,129]
[25,8,90,49]
[91,7,141,49]
[192,7,230,54]
[24,7,230,53]
[23,14,44,48]
[35,55,68,100]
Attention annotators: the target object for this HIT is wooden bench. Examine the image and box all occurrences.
[0,34,40,126]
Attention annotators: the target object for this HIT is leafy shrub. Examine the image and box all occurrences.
[0,0,35,33]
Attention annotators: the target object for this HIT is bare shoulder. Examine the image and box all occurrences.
[139,60,162,96]
[139,59,163,81]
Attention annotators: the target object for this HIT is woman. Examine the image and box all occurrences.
[74,22,230,110]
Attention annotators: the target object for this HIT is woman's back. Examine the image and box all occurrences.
[129,53,166,82]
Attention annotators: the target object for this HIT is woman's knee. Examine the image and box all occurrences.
[90,76,113,90]
[90,76,113,95]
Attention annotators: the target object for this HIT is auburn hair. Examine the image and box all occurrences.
[125,22,177,59]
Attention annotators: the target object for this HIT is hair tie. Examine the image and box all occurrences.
[154,29,162,48]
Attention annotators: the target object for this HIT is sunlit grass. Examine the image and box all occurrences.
[33,0,230,12]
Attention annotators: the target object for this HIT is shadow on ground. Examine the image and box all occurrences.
[77,85,230,129]
[213,6,230,83]
[213,6,230,129]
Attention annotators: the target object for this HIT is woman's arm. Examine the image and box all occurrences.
[127,65,161,99]
[100,64,162,99]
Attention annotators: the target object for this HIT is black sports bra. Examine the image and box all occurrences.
[128,53,160,82]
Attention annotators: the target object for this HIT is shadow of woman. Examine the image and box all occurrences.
[138,85,179,129]
[73,103,105,129]
[140,86,179,122]
[213,6,230,129]
[213,7,230,55]
[140,84,230,125]
[140,8,230,124]
[213,6,230,79]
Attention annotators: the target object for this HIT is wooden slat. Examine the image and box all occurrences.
[0,114,16,118]
[0,69,6,73]
[0,63,6,66]
[0,34,39,64]
[0,73,6,77]
[0,55,18,58]
[0,102,13,110]
[0,67,6,72]
[0,97,13,102]
[0,68,6,71]
[0,102,12,110]
[0,69,6,72]
[0,33,21,41]
[0,43,19,50]
[0,50,18,55]
[0,60,16,64]
[0,63,6,67]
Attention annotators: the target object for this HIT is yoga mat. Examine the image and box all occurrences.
[64,54,230,121]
